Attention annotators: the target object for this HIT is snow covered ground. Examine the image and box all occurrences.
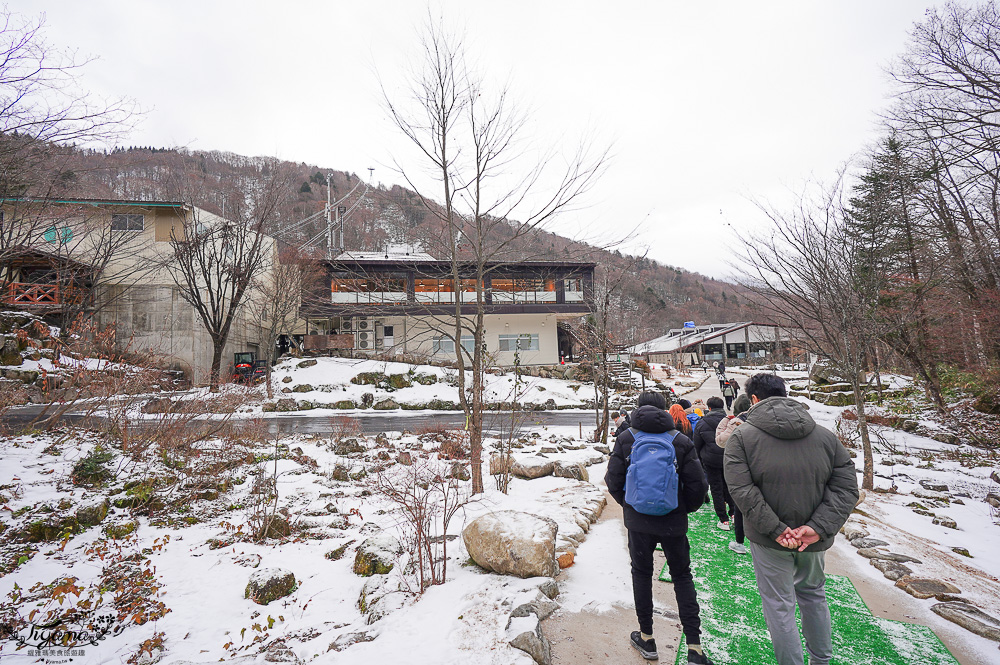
[0,422,610,664]
[2,357,998,664]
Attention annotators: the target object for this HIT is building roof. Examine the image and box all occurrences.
[1,197,189,209]
[335,248,438,262]
[629,322,757,355]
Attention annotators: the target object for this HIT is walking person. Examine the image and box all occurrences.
[669,403,692,437]
[722,381,735,411]
[724,374,859,665]
[606,391,714,664]
[690,397,731,530]
[729,378,741,401]
[715,414,748,554]
[613,410,631,439]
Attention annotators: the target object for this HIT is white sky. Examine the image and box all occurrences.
[21,1,930,278]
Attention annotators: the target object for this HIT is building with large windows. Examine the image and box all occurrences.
[629,322,794,366]
[299,247,595,366]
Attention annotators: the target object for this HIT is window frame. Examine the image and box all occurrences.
[111,213,144,232]
[498,333,539,352]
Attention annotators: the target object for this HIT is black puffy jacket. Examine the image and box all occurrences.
[691,408,728,469]
[605,405,708,537]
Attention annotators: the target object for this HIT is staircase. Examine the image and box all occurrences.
[607,344,640,389]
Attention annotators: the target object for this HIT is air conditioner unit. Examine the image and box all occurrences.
[358,331,370,342]
[357,319,372,331]
[359,339,370,349]
[342,318,355,331]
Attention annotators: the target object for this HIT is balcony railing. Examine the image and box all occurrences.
[2,282,85,307]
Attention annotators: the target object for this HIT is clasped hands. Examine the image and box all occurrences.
[775,525,820,552]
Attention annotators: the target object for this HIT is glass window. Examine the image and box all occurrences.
[331,276,406,303]
[111,213,144,231]
[565,277,584,302]
[498,333,539,352]
[433,335,474,353]
[415,278,455,302]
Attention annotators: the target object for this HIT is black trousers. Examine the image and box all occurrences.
[725,395,734,410]
[627,530,701,642]
[704,464,734,524]
[733,504,745,544]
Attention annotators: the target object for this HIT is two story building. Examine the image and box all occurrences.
[299,247,595,366]
[1,197,273,382]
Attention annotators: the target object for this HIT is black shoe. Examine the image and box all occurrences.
[630,631,658,660]
[687,649,714,665]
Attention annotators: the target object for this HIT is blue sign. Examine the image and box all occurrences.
[683,321,695,329]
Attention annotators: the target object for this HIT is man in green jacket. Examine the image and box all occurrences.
[723,373,859,665]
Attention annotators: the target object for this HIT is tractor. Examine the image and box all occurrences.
[232,352,267,385]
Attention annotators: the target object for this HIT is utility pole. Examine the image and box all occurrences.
[326,173,334,260]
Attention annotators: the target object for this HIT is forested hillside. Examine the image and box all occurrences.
[48,146,746,342]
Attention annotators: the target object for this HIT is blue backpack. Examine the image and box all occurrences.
[686,412,701,431]
[625,428,680,516]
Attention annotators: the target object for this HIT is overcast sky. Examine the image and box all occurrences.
[21,1,932,278]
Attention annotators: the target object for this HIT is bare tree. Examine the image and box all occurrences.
[169,166,289,391]
[737,177,879,490]
[383,18,606,493]
[245,246,317,397]
[581,256,644,443]
[888,1,1000,363]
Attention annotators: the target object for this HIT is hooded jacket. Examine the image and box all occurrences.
[723,397,858,552]
[691,408,727,468]
[605,405,708,536]
[715,414,743,448]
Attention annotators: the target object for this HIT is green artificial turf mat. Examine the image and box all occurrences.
[662,507,959,664]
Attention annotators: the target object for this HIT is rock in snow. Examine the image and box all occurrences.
[353,532,403,576]
[507,614,552,665]
[931,602,1000,642]
[551,460,589,482]
[245,568,296,605]
[511,457,554,480]
[463,510,558,578]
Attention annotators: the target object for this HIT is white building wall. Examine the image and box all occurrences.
[378,312,560,366]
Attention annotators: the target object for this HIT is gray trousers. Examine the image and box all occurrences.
[749,543,833,665]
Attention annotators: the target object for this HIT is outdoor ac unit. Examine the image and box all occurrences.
[357,319,372,331]
[342,318,355,331]
[359,339,370,349]
[358,331,371,342]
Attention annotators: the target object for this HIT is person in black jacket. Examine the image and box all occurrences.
[605,391,713,665]
[691,397,732,530]
[612,410,631,439]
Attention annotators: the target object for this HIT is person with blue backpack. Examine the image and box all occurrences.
[605,391,713,664]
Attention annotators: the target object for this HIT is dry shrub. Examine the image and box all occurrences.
[372,458,471,591]
[328,415,362,443]
[438,430,469,460]
[415,422,450,437]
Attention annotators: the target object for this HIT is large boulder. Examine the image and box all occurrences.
[372,398,401,411]
[511,457,554,480]
[352,532,403,576]
[245,568,296,605]
[463,511,558,578]
[552,461,588,482]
